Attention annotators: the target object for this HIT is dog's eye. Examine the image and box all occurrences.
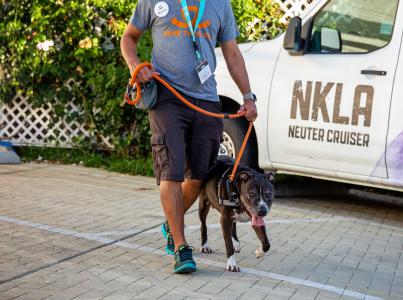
[263,191,272,197]
[249,192,256,198]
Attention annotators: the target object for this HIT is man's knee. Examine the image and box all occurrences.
[160,181,183,197]
[184,179,203,190]
[183,179,203,203]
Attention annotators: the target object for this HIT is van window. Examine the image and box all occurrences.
[309,0,399,53]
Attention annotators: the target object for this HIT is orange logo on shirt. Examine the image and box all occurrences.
[164,1,211,40]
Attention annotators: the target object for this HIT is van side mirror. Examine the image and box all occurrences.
[283,16,303,55]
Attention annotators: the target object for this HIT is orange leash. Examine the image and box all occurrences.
[125,62,253,181]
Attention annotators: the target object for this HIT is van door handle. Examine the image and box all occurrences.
[361,70,387,76]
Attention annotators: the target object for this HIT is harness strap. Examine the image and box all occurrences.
[218,167,241,207]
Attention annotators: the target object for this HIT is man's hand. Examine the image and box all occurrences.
[130,64,155,83]
[238,99,257,122]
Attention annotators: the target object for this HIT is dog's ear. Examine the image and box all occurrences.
[266,172,275,183]
[239,172,250,182]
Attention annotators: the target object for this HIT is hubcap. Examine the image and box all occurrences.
[219,131,236,158]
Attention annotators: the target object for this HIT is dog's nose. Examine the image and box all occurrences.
[258,207,267,216]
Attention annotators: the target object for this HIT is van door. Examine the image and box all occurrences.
[268,0,401,179]
[382,25,403,188]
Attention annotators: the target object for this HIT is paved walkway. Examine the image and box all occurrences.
[0,163,402,300]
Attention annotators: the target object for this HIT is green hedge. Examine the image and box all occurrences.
[1,0,284,158]
[231,0,285,42]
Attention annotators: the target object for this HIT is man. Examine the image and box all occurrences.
[121,0,257,274]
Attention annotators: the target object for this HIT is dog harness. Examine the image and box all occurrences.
[218,167,241,207]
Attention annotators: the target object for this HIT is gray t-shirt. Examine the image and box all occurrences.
[130,0,239,102]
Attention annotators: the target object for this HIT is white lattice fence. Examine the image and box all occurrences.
[0,0,316,149]
[0,80,112,149]
[274,0,317,23]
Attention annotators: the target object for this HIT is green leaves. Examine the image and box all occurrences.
[1,0,151,156]
[1,0,284,159]
[231,0,285,42]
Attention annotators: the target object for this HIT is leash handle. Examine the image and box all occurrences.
[124,62,154,106]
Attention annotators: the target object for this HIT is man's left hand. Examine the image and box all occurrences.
[238,99,258,122]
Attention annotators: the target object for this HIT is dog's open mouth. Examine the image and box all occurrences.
[251,214,265,227]
[244,205,266,227]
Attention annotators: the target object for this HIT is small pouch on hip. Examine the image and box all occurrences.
[128,79,158,110]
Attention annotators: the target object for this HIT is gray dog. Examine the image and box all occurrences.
[198,156,274,272]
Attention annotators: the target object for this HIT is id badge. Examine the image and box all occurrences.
[196,60,212,85]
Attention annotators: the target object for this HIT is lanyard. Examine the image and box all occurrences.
[181,0,206,60]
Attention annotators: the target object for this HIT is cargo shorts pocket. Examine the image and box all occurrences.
[151,133,169,170]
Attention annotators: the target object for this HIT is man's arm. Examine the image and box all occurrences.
[120,24,153,83]
[220,40,258,122]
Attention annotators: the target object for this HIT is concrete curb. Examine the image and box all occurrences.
[274,179,348,198]
[275,179,403,206]
[348,189,403,206]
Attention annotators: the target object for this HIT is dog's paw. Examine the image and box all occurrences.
[226,255,240,272]
[200,243,213,253]
[255,246,266,258]
[232,238,241,253]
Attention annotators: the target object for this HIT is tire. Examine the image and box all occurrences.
[219,118,258,169]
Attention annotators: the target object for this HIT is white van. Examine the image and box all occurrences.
[216,0,403,192]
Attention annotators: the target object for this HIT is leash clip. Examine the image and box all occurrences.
[193,41,199,53]
[124,80,134,104]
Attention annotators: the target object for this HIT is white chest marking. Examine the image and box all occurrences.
[234,211,250,223]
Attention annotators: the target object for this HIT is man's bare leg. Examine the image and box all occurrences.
[182,179,203,212]
[160,181,186,252]
[160,179,202,252]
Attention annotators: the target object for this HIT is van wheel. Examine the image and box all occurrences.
[219,119,258,169]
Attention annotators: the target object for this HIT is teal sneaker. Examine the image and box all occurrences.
[161,221,175,255]
[174,245,197,274]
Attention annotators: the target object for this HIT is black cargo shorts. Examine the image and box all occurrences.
[149,83,223,185]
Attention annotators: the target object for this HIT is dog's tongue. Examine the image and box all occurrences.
[251,215,265,227]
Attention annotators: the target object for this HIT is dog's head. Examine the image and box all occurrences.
[237,171,275,227]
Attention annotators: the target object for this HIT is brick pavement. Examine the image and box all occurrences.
[0,163,402,299]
